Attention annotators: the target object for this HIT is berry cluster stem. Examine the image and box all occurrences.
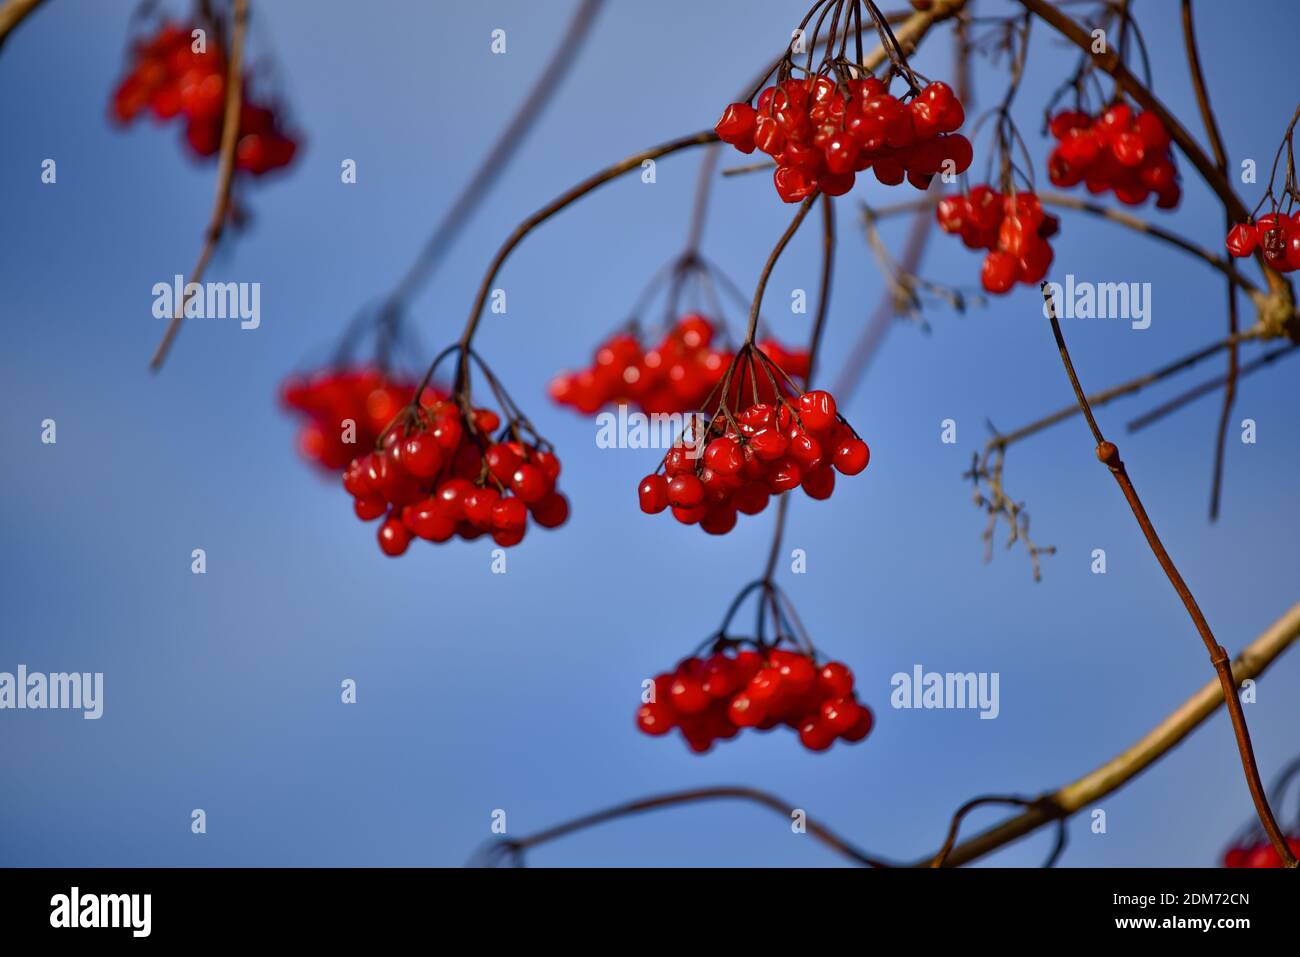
[417,130,721,398]
[1041,283,1297,869]
[148,0,248,372]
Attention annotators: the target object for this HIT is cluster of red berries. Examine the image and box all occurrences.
[1046,104,1179,209]
[638,389,869,535]
[936,187,1060,294]
[1222,835,1300,868]
[281,368,435,472]
[549,314,809,415]
[637,647,873,753]
[341,401,569,556]
[716,76,971,202]
[1225,213,1300,272]
[111,22,298,174]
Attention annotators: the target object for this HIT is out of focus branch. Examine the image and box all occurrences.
[149,0,248,371]
[0,0,44,51]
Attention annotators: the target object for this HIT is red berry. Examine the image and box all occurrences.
[841,704,874,742]
[531,492,569,529]
[638,474,668,514]
[798,390,837,432]
[636,702,676,736]
[820,697,860,735]
[669,676,711,715]
[491,496,528,533]
[798,716,834,751]
[377,517,411,556]
[1225,223,1257,258]
[667,474,705,509]
[832,437,870,475]
[401,433,443,478]
[354,497,387,522]
[727,692,766,727]
[510,463,550,504]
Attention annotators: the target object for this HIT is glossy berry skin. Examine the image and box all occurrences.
[669,676,711,715]
[636,702,676,735]
[638,474,669,513]
[832,438,870,476]
[638,384,868,535]
[1225,223,1257,258]
[339,399,567,554]
[401,433,443,478]
[667,474,705,509]
[637,647,873,754]
[798,390,837,432]
[377,517,411,556]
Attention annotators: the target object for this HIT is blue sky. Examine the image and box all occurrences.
[1,0,1297,867]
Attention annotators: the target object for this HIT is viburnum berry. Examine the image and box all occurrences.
[717,73,970,203]
[636,642,874,755]
[339,363,569,555]
[1225,213,1300,272]
[1046,103,1180,209]
[637,348,869,535]
[937,186,1059,295]
[1221,835,1300,868]
[550,312,809,416]
[110,20,300,176]
[282,367,444,473]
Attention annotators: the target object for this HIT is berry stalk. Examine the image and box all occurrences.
[1041,283,1297,869]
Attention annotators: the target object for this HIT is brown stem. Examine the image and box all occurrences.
[431,130,719,393]
[1126,343,1298,433]
[932,599,1300,866]
[989,328,1262,453]
[0,0,42,49]
[1180,0,1237,522]
[475,599,1300,867]
[149,0,248,372]
[1040,282,1296,868]
[482,786,892,868]
[761,193,837,584]
[743,195,818,344]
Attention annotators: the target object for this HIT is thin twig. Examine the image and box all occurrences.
[149,0,248,371]
[1126,343,1299,433]
[470,786,893,868]
[423,130,720,395]
[470,600,1300,867]
[1180,0,1237,522]
[1040,281,1296,867]
[932,599,1300,866]
[0,0,43,50]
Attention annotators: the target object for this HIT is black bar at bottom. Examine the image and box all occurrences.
[0,867,1291,941]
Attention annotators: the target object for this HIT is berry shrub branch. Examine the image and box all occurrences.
[148,0,248,372]
[1179,0,1238,523]
[1040,282,1297,868]
[935,599,1300,867]
[0,0,43,51]
[482,599,1300,867]
[1016,0,1297,323]
[416,130,721,396]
